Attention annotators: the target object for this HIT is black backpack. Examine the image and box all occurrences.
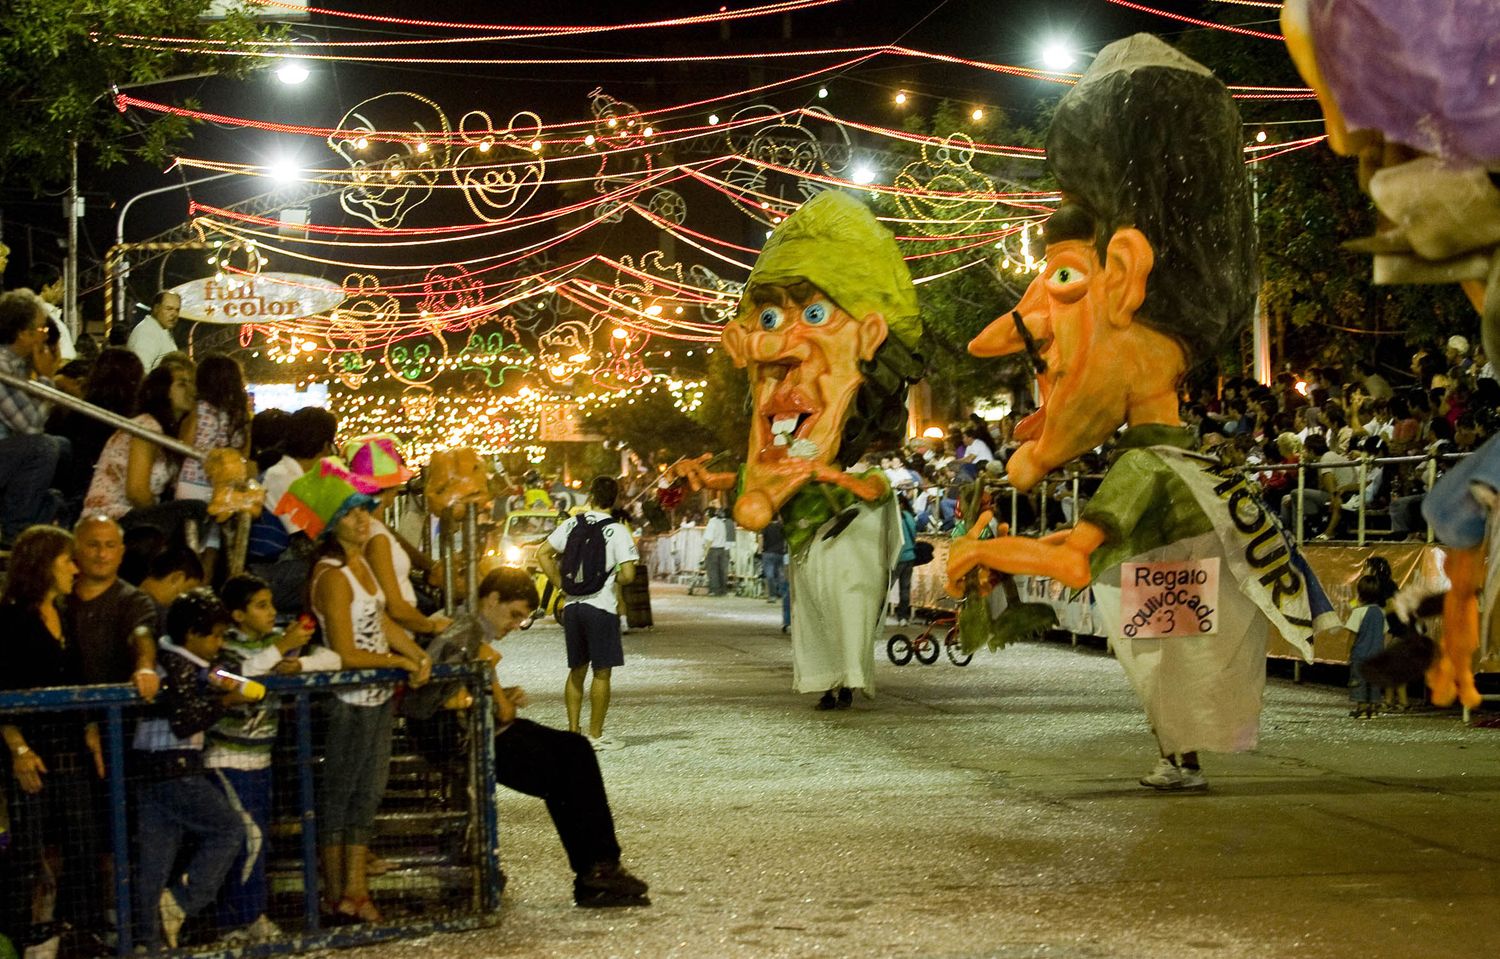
[559,514,615,596]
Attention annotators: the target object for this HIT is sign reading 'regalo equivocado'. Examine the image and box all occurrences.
[170,272,346,325]
[1119,557,1220,638]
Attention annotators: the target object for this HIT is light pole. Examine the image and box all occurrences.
[111,170,239,333]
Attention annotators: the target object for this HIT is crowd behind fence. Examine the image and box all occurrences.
[0,664,502,957]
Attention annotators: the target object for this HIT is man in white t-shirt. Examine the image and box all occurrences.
[537,475,639,749]
[127,291,182,371]
[702,507,731,595]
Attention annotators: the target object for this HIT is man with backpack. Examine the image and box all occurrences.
[537,475,639,750]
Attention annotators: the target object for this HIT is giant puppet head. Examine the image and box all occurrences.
[969,35,1256,493]
[721,189,923,530]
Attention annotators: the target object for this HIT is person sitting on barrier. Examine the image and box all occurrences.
[82,362,206,547]
[132,587,248,949]
[343,434,451,641]
[284,458,431,925]
[0,289,69,548]
[0,526,106,958]
[206,573,339,944]
[474,567,650,909]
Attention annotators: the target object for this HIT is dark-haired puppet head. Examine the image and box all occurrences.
[966,35,1254,492]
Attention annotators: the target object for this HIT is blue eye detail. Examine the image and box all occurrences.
[802,301,830,325]
[758,307,784,331]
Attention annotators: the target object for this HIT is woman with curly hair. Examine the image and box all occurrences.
[0,526,104,955]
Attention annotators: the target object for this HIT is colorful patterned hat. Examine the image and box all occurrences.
[342,433,415,490]
[274,457,381,539]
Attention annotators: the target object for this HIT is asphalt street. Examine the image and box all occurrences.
[360,582,1499,959]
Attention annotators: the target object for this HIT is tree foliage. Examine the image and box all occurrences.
[0,0,279,189]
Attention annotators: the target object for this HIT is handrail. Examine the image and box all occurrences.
[0,368,203,460]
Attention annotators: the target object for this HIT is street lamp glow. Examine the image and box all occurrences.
[852,165,877,185]
[1040,42,1075,71]
[269,157,302,183]
[275,60,309,85]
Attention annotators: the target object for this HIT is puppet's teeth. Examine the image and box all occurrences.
[773,433,788,447]
[771,414,799,436]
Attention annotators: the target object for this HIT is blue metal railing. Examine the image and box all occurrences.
[0,664,501,956]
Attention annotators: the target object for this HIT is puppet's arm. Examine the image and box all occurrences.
[945,510,1106,594]
[665,453,738,492]
[811,464,888,502]
[1429,544,1483,710]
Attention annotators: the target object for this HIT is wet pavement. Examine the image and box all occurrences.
[362,583,1499,959]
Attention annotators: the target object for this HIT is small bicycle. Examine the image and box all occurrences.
[887,613,972,667]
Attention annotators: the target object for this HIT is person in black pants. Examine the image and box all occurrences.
[473,567,649,908]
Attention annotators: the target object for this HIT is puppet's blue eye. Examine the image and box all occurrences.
[759,307,784,331]
[802,301,830,325]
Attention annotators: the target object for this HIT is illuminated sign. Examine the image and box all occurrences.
[171,272,345,325]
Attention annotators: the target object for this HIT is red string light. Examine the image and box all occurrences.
[1101,0,1283,40]
[239,0,839,34]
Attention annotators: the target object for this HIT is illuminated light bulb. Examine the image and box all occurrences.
[707,114,719,125]
[275,60,309,85]
[612,328,628,339]
[1255,130,1268,143]
[415,141,429,154]
[852,165,877,185]
[817,87,828,98]
[674,307,683,314]
[971,108,984,121]
[626,119,636,127]
[607,118,618,128]
[531,139,542,151]
[479,139,493,152]
[354,137,369,150]
[894,91,908,105]
[642,127,654,137]
[584,134,596,146]
[207,256,217,265]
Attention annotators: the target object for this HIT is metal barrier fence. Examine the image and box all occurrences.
[970,450,1471,547]
[0,664,500,957]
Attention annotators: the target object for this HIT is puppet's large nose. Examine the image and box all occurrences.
[969,281,1047,358]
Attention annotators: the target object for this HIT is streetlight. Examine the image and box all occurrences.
[111,170,239,333]
[1040,41,1076,71]
[275,59,310,85]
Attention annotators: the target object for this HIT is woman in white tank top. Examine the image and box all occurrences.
[284,457,432,924]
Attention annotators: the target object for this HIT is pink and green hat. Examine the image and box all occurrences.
[274,457,381,539]
[342,434,416,490]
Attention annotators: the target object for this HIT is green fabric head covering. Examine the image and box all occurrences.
[736,190,921,347]
[275,457,380,539]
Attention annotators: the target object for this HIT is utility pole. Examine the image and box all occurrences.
[65,139,82,340]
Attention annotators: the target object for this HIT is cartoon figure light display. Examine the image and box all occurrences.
[946,35,1335,790]
[671,190,924,709]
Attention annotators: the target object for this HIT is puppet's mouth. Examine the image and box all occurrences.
[769,412,810,448]
[1014,406,1045,442]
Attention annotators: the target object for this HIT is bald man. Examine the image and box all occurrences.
[64,515,160,700]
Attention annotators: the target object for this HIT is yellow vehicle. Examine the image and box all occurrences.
[486,509,561,571]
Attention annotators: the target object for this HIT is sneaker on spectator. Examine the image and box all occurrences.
[248,915,283,943]
[574,861,650,908]
[1177,766,1208,790]
[590,734,623,751]
[158,890,186,949]
[23,935,59,959]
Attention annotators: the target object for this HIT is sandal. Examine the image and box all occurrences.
[336,896,383,924]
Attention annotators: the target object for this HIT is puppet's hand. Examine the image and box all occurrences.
[665,454,716,491]
[945,510,1007,597]
[812,464,885,501]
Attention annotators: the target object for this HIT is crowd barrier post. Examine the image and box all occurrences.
[294,688,321,934]
[1294,460,1306,545]
[1038,482,1049,536]
[464,503,480,615]
[1070,472,1080,526]
[1009,486,1019,532]
[1425,455,1439,544]
[105,703,133,956]
[441,516,457,617]
[1356,458,1369,546]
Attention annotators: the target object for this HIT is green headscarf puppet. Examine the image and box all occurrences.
[672,189,924,701]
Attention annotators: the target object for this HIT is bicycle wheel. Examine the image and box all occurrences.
[887,634,914,666]
[914,633,940,665]
[945,627,973,666]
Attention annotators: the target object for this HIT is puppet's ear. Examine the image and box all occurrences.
[1103,227,1153,328]
[855,312,889,362]
[721,322,749,367]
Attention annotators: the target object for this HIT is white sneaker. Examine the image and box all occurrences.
[23,936,59,959]
[248,915,283,943]
[590,734,624,751]
[1139,758,1207,790]
[159,890,186,948]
